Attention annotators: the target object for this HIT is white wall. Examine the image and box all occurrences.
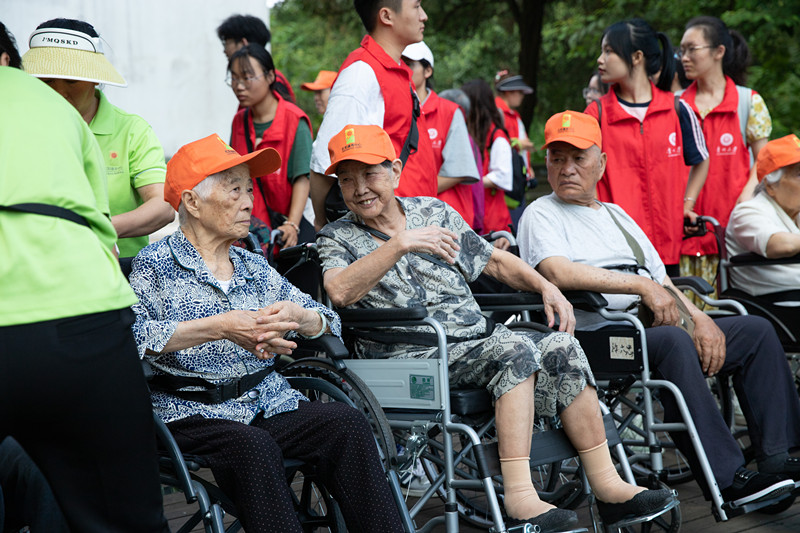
[4,0,272,157]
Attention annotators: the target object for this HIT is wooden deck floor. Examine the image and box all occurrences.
[164,471,800,532]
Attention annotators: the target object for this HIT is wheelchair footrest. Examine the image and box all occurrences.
[499,526,588,533]
[718,480,800,520]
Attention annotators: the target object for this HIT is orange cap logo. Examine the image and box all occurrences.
[345,128,356,146]
[562,114,572,129]
[793,135,800,148]
[216,135,235,152]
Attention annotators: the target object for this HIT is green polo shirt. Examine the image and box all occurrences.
[90,90,167,257]
[0,67,137,326]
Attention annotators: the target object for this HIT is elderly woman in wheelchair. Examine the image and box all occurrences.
[315,124,675,532]
[128,135,404,533]
[518,111,800,512]
[726,134,800,324]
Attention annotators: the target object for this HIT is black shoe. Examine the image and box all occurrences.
[721,467,795,506]
[505,508,579,532]
[596,488,675,524]
[763,456,800,482]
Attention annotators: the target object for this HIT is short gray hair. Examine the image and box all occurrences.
[176,169,237,225]
[754,166,785,196]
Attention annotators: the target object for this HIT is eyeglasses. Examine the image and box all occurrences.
[582,87,600,98]
[225,74,265,88]
[678,45,714,58]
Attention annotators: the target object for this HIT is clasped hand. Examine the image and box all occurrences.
[223,301,310,359]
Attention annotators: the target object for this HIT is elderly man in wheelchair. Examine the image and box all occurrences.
[726,133,800,334]
[315,124,674,532]
[517,110,800,510]
[128,134,404,533]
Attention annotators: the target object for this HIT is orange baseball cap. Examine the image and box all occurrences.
[164,134,281,210]
[301,70,337,91]
[756,134,800,182]
[325,125,397,175]
[543,111,602,150]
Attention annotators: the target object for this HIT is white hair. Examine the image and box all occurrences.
[176,167,243,225]
[754,166,785,196]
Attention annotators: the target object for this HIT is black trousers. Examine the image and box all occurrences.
[647,316,800,494]
[167,401,404,533]
[0,309,168,533]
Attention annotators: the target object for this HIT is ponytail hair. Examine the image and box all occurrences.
[602,19,675,92]
[685,16,751,85]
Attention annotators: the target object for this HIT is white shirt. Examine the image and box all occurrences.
[310,61,384,175]
[436,107,479,181]
[518,193,667,328]
[726,192,800,296]
[485,136,513,191]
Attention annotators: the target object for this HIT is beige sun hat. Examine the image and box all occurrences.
[22,27,127,87]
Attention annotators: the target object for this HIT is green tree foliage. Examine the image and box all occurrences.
[271,0,800,150]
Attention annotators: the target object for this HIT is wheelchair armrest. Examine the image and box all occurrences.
[562,290,608,311]
[337,306,428,325]
[730,251,800,266]
[473,292,543,307]
[294,334,349,360]
[671,276,714,295]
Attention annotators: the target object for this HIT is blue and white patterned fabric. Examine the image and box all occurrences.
[130,229,341,424]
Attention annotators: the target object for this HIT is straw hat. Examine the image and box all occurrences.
[22,27,127,87]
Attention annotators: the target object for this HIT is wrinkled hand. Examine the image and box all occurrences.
[395,226,460,264]
[219,310,298,359]
[640,283,680,327]
[541,282,575,335]
[692,313,726,376]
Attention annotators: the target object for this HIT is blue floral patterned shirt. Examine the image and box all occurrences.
[130,229,341,424]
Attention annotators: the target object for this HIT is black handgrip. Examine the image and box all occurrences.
[294,334,349,359]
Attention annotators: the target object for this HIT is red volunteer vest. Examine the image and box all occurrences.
[337,35,437,198]
[482,127,512,233]
[585,83,688,264]
[230,92,311,223]
[424,90,475,226]
[680,76,752,256]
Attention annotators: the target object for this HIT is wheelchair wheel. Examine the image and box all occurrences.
[286,464,348,533]
[609,387,695,485]
[280,357,397,471]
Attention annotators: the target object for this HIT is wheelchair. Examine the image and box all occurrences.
[149,356,364,533]
[276,241,678,533]
[552,276,800,523]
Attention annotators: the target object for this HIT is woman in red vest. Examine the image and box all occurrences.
[228,44,314,250]
[585,18,709,276]
[462,79,513,236]
[678,16,772,281]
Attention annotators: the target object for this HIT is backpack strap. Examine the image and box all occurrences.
[595,99,602,125]
[735,85,751,142]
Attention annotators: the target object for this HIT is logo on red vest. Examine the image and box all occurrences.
[666,132,681,158]
[428,128,438,140]
[716,132,738,156]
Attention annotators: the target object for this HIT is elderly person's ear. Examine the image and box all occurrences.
[391,159,403,186]
[181,189,203,218]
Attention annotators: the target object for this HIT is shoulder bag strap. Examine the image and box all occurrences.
[398,84,420,166]
[600,202,646,266]
[343,219,453,270]
[0,203,90,228]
